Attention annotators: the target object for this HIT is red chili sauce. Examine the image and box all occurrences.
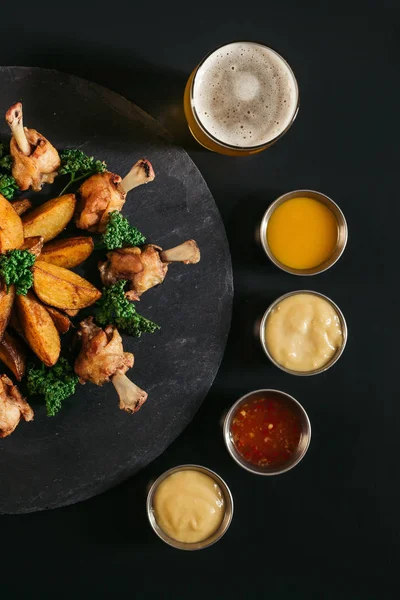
[230,395,302,468]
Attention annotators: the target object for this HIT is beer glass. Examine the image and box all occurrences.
[184,41,299,156]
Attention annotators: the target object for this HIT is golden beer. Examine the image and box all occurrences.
[184,42,299,156]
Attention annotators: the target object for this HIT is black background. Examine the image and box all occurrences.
[0,1,399,597]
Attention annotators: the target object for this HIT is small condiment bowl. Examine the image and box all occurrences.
[223,389,311,475]
[146,464,234,551]
[260,290,348,376]
[259,189,348,275]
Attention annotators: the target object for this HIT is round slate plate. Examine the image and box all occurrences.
[0,67,233,514]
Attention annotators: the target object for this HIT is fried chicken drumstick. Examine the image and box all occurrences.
[5,103,60,191]
[0,374,34,438]
[75,159,155,233]
[74,317,147,414]
[99,240,201,300]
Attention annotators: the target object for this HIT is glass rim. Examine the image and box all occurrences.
[189,40,300,152]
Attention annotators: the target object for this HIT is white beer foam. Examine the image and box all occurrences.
[193,42,298,147]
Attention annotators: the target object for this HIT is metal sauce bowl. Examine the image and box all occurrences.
[260,290,348,376]
[223,389,311,475]
[146,464,234,550]
[259,189,348,275]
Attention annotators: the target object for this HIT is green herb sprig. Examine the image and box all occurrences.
[101,211,146,251]
[58,149,107,196]
[0,142,17,199]
[95,280,160,337]
[0,249,36,295]
[26,358,79,417]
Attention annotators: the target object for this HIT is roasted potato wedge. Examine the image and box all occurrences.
[15,291,60,366]
[0,283,15,341]
[19,236,44,257]
[40,236,94,269]
[10,198,32,216]
[8,309,24,338]
[33,261,101,309]
[63,308,80,317]
[0,193,24,252]
[46,306,72,333]
[22,194,76,243]
[0,330,26,381]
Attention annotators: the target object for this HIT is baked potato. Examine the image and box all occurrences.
[19,236,44,257]
[8,309,24,338]
[0,193,24,252]
[33,261,101,309]
[15,291,60,366]
[46,306,72,334]
[0,330,26,381]
[22,194,76,242]
[10,198,32,216]
[0,283,15,341]
[40,236,94,269]
[63,308,80,317]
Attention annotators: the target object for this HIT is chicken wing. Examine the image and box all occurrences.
[98,240,200,300]
[75,159,155,233]
[0,374,34,438]
[74,317,147,413]
[6,103,60,192]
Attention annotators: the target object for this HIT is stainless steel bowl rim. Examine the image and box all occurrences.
[146,463,234,550]
[259,290,348,376]
[259,189,348,276]
[223,388,311,475]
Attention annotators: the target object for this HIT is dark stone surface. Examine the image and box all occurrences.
[0,67,233,514]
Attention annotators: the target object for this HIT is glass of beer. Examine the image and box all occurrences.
[184,41,299,156]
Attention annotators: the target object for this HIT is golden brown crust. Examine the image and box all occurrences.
[0,374,33,438]
[19,236,44,257]
[0,331,26,381]
[75,172,125,233]
[21,194,76,243]
[10,128,60,192]
[15,291,61,366]
[10,198,32,216]
[74,317,133,386]
[40,236,94,269]
[45,306,72,334]
[0,194,24,253]
[98,245,167,299]
[0,283,16,341]
[32,260,101,310]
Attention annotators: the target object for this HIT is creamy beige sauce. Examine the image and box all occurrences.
[265,293,343,372]
[153,470,225,543]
